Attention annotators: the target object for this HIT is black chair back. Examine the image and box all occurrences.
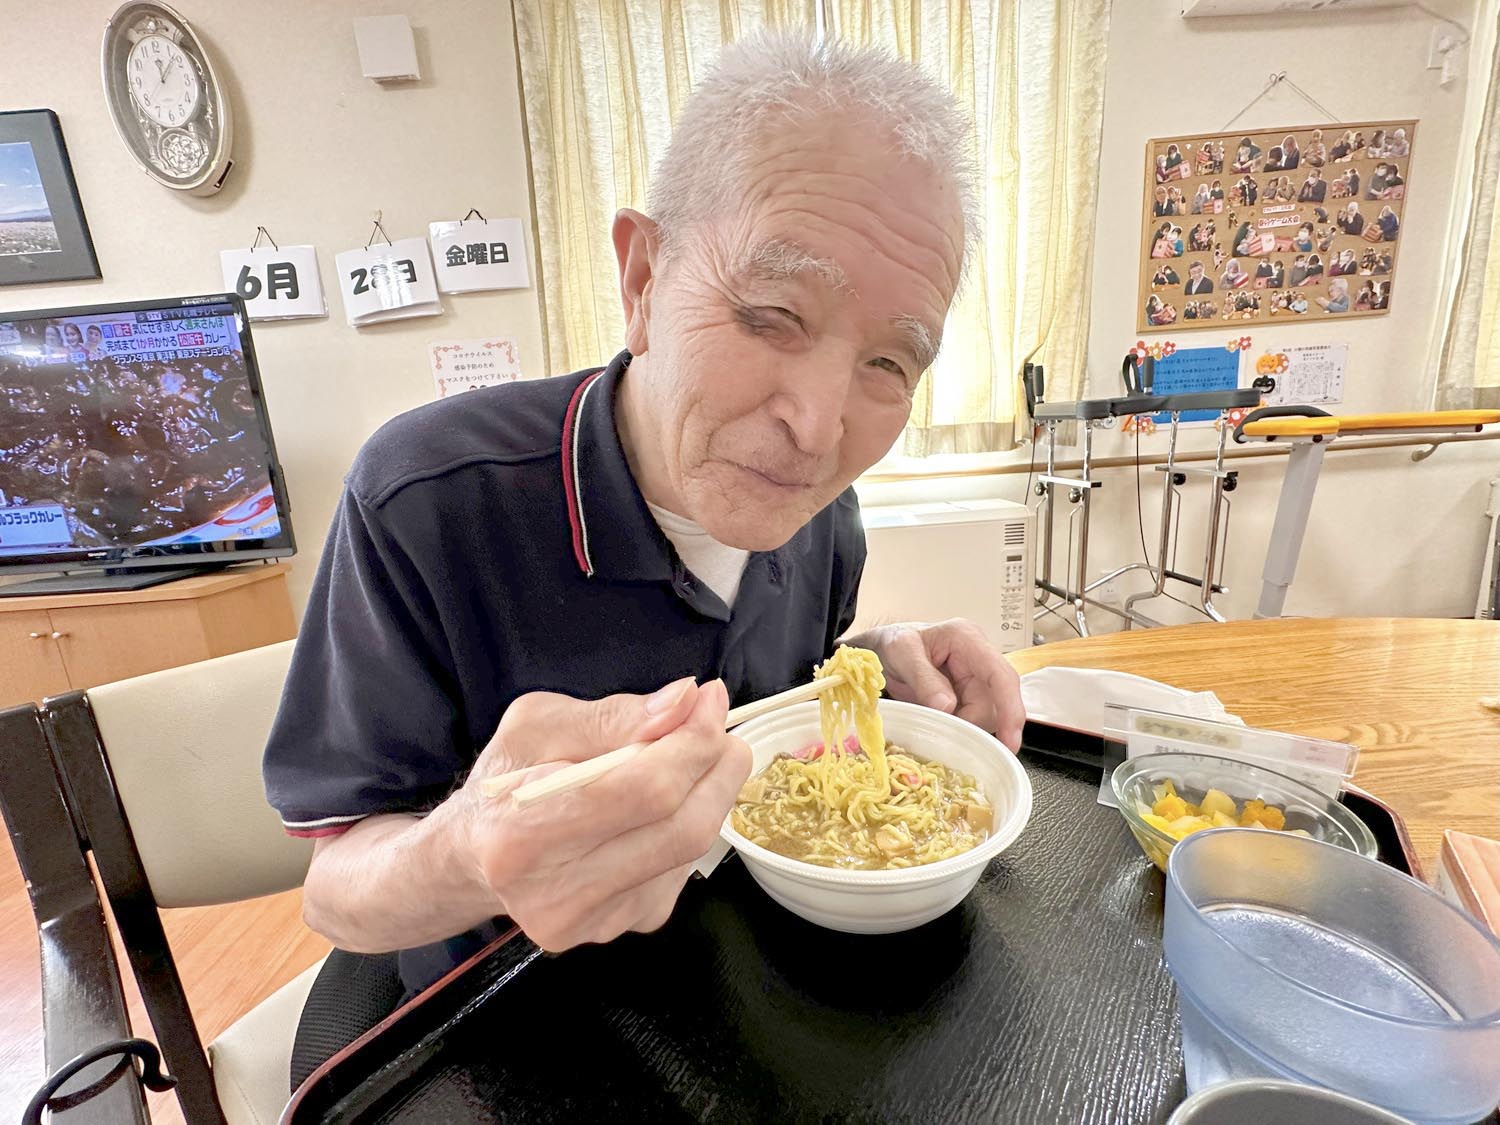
[43,691,228,1124]
[0,702,148,1125]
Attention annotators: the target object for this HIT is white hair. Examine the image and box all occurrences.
[646,30,978,278]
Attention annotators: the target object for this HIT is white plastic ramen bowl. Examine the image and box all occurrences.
[720,699,1033,933]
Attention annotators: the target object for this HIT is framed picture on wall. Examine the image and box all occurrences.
[0,110,100,287]
[1137,120,1415,333]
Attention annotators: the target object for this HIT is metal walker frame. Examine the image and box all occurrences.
[1026,357,1258,637]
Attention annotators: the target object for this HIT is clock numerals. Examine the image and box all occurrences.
[124,33,201,130]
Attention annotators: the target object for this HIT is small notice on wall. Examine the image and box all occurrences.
[334,237,442,327]
[1148,345,1243,426]
[219,245,327,321]
[1139,119,1413,333]
[1253,343,1347,406]
[429,218,530,293]
[428,336,523,398]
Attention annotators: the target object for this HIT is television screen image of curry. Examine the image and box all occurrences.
[0,302,283,559]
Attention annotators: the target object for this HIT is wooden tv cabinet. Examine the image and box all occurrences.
[0,564,297,708]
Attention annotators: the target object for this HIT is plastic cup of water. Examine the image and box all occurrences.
[1164,828,1500,1125]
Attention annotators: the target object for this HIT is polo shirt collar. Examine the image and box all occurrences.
[561,350,676,582]
[561,349,812,603]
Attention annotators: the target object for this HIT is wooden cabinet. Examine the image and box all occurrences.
[0,565,297,707]
[0,608,73,703]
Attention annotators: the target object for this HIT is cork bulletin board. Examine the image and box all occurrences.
[1138,120,1416,334]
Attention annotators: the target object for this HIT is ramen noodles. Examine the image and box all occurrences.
[730,645,994,870]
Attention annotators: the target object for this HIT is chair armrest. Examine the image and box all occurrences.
[23,1039,171,1125]
[0,706,150,1125]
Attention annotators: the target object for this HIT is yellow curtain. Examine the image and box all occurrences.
[1436,0,1500,411]
[511,0,816,376]
[830,0,1113,456]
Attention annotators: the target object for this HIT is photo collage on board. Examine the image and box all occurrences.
[1138,122,1413,333]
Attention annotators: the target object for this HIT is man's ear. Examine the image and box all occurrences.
[613,209,659,357]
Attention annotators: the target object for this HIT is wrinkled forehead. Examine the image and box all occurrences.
[721,121,964,289]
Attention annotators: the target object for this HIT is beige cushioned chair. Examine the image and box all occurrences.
[44,639,322,1124]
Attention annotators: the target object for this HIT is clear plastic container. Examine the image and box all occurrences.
[1113,750,1377,872]
[1164,828,1500,1125]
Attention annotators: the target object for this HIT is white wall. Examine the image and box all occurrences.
[862,1,1498,640]
[0,1,544,612]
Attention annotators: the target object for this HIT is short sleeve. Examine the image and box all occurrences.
[263,485,466,837]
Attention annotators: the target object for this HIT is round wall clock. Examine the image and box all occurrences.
[101,2,234,195]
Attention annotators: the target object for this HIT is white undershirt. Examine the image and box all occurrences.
[646,502,751,609]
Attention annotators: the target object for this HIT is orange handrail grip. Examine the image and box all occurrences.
[1240,416,1340,438]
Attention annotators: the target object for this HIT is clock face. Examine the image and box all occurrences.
[126,34,201,128]
[102,2,233,195]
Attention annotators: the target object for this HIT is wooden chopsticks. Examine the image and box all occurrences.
[480,673,845,807]
[721,673,843,730]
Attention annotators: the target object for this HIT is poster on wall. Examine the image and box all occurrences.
[1146,345,1243,426]
[428,335,523,397]
[1252,342,1347,406]
[1138,120,1414,334]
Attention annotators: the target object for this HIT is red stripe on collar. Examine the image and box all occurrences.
[560,369,605,576]
[284,823,356,839]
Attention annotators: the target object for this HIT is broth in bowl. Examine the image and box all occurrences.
[731,742,993,870]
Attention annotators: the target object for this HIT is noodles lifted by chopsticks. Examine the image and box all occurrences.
[811,644,890,807]
[730,644,993,870]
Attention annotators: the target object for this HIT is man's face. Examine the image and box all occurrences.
[620,114,964,550]
[1190,265,1203,280]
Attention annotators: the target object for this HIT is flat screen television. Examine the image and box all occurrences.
[0,293,294,595]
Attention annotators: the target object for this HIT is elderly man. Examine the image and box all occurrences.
[1183,262,1213,295]
[265,31,1024,1070]
[1317,278,1351,314]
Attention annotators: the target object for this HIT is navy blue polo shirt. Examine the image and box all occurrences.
[264,350,865,993]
